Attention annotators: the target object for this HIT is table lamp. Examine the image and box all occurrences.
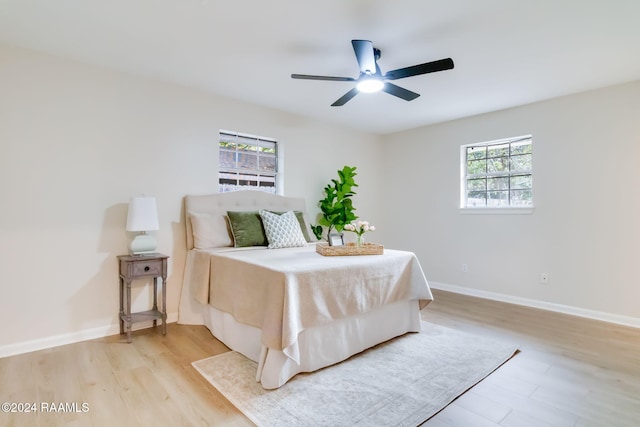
[126,196,159,255]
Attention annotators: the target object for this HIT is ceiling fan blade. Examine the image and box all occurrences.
[382,83,420,101]
[331,88,359,106]
[291,74,356,82]
[351,40,377,74]
[384,58,454,81]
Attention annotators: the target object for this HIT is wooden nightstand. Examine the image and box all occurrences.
[117,253,169,343]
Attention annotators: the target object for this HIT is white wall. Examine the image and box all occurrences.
[380,80,640,321]
[0,44,383,353]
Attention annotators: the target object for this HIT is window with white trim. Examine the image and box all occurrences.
[461,135,533,208]
[218,130,278,193]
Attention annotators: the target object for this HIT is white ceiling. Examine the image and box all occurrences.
[1,0,640,134]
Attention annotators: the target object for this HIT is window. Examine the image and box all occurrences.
[461,135,533,209]
[218,130,278,193]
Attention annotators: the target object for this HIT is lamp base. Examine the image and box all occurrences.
[130,234,157,255]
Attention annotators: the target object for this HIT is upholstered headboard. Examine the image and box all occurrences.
[184,191,308,250]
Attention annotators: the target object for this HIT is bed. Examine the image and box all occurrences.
[178,191,433,389]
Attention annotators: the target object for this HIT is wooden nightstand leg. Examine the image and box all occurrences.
[162,274,167,336]
[152,277,158,328]
[119,277,124,335]
[126,278,132,343]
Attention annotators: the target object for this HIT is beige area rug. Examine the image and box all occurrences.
[192,322,519,427]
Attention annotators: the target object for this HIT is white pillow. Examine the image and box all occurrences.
[259,210,307,249]
[189,212,233,248]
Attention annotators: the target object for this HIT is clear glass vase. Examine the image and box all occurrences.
[356,234,365,247]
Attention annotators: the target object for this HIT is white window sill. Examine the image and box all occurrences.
[459,207,535,215]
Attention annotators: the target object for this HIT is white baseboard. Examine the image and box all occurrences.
[0,312,179,359]
[429,282,640,329]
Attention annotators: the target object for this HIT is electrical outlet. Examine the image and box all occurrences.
[540,273,549,284]
[462,264,468,273]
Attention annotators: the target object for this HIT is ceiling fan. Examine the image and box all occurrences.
[291,39,454,106]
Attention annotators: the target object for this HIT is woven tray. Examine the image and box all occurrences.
[316,242,384,256]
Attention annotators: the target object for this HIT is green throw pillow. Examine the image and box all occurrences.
[227,211,267,247]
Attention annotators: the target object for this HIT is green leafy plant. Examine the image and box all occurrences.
[312,165,359,241]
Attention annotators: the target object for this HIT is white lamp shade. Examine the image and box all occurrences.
[126,196,159,232]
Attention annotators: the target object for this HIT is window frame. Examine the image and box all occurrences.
[459,135,534,214]
[218,129,280,194]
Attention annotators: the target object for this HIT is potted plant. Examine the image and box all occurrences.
[312,165,359,243]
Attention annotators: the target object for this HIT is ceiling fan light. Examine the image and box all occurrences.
[356,78,384,93]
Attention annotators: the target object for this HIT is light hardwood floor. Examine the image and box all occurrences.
[1,289,639,426]
[422,291,640,427]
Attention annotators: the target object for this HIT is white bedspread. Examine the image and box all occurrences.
[190,245,432,364]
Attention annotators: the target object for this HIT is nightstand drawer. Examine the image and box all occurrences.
[130,259,164,278]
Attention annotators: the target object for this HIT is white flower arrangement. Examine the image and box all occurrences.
[344,220,376,246]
